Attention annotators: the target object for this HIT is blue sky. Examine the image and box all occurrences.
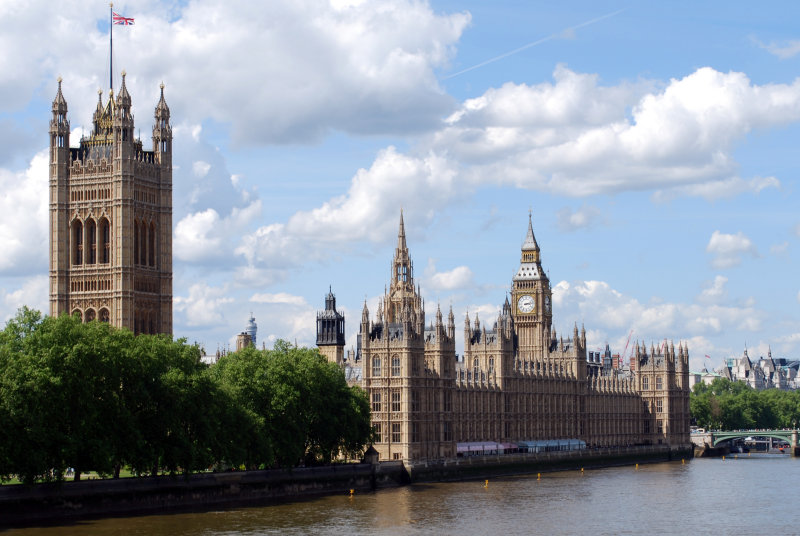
[1,0,799,370]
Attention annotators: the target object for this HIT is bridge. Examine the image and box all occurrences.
[691,429,800,455]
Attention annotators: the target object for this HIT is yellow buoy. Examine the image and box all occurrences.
[580,468,584,474]
[722,456,725,461]
[635,463,639,470]
[537,473,541,480]
[484,479,489,488]
[349,489,354,497]
[681,458,685,464]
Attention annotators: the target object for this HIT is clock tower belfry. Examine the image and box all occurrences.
[511,213,552,362]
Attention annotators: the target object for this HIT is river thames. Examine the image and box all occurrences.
[7,454,798,535]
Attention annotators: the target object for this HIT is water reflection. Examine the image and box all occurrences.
[6,456,798,536]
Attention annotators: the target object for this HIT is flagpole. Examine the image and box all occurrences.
[110,2,113,91]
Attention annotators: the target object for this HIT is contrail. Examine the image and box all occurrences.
[442,8,627,80]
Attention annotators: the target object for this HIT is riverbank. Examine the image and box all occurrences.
[0,444,691,527]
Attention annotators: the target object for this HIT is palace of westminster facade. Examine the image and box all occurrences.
[317,213,691,460]
[48,76,690,463]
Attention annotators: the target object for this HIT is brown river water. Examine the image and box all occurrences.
[6,454,798,535]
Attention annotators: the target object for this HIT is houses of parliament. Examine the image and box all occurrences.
[317,213,691,461]
[47,75,689,463]
[48,74,172,335]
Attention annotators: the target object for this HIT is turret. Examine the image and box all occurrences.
[447,305,455,339]
[50,78,70,165]
[114,72,134,159]
[153,82,172,168]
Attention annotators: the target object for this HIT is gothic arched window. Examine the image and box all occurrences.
[99,217,110,263]
[85,308,96,322]
[149,221,156,267]
[99,308,109,323]
[71,219,83,265]
[133,219,139,265]
[86,218,96,264]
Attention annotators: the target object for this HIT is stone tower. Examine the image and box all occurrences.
[316,288,345,365]
[49,74,173,334]
[510,213,553,363]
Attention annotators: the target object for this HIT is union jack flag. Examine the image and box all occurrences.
[113,12,134,25]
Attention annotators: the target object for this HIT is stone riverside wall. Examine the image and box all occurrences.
[405,445,693,482]
[0,462,408,526]
[0,445,691,527]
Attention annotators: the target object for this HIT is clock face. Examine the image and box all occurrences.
[518,295,535,313]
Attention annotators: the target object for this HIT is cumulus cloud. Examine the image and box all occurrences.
[552,279,762,342]
[0,150,48,276]
[235,146,462,274]
[770,242,789,255]
[753,37,800,59]
[174,201,262,264]
[697,275,729,305]
[9,0,468,146]
[556,205,604,231]
[426,264,474,292]
[250,292,308,306]
[706,231,758,269]
[173,283,234,328]
[0,275,48,322]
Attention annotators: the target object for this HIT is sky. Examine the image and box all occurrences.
[1,0,799,371]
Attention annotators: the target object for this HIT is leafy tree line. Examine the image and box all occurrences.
[690,377,800,430]
[0,308,371,484]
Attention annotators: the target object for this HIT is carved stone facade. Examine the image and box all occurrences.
[49,75,172,334]
[318,212,691,461]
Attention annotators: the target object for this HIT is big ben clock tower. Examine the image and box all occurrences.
[511,213,552,362]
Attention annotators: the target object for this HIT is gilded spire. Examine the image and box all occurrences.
[52,77,67,113]
[522,211,539,252]
[397,209,407,253]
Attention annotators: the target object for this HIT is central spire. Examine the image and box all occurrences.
[396,209,407,254]
[522,211,539,252]
[392,209,412,289]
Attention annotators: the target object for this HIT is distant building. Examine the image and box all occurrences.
[316,288,345,366]
[48,74,173,334]
[716,348,800,390]
[317,212,691,461]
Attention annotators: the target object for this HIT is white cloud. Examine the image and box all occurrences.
[174,201,262,263]
[697,275,728,305]
[235,146,461,272]
[652,176,780,202]
[192,161,211,178]
[556,205,604,231]
[0,275,48,322]
[552,279,763,343]
[753,37,800,59]
[706,231,758,269]
[770,242,789,255]
[1,1,470,145]
[427,265,474,292]
[174,283,235,328]
[250,292,308,306]
[0,150,48,276]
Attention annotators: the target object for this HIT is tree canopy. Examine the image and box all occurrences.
[0,308,371,484]
[690,377,800,430]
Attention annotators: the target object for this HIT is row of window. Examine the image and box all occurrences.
[372,422,452,444]
[641,376,664,390]
[70,279,112,292]
[71,188,111,202]
[71,218,110,265]
[72,307,110,323]
[371,390,451,413]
